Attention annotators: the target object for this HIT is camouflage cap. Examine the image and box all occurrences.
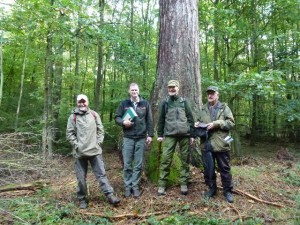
[206,86,219,92]
[168,80,180,87]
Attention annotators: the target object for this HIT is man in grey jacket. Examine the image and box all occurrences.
[66,94,120,209]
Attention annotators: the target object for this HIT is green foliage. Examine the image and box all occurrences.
[146,214,231,225]
[1,188,113,225]
[3,197,75,224]
[282,162,300,186]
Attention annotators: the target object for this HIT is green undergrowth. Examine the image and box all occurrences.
[1,193,113,224]
[2,192,266,225]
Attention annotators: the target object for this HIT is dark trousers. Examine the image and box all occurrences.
[202,151,233,192]
[75,154,114,201]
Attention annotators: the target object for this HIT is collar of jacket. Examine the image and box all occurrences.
[206,101,222,109]
[74,107,90,115]
[130,96,141,104]
[169,95,179,101]
[130,96,144,104]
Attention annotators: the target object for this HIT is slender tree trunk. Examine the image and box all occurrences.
[95,0,105,111]
[42,0,55,159]
[43,32,53,159]
[151,0,201,121]
[15,40,29,129]
[142,0,150,88]
[213,0,219,81]
[0,33,4,106]
[74,2,82,100]
[52,44,63,140]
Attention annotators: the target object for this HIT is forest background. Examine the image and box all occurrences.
[0,0,299,155]
[0,0,299,224]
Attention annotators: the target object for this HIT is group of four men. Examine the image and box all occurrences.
[66,80,235,209]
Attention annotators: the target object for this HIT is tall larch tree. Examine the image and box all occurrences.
[151,0,202,119]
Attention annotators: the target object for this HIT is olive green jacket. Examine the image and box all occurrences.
[196,101,235,152]
[157,95,195,137]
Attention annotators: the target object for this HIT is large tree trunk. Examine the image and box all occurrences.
[151,0,202,121]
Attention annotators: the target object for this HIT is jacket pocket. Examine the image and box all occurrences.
[211,133,230,151]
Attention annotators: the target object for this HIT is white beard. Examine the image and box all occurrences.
[79,107,87,112]
[168,91,177,96]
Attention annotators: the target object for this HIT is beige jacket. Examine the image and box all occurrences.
[66,108,104,158]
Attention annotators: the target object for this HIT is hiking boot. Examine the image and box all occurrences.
[180,185,188,195]
[157,187,166,196]
[107,194,120,206]
[224,191,234,203]
[133,189,140,198]
[124,189,132,198]
[79,200,87,209]
[204,189,217,199]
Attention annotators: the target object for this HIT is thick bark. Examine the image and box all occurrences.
[151,0,201,122]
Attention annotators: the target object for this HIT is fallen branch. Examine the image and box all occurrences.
[80,210,170,219]
[0,181,48,192]
[233,188,285,208]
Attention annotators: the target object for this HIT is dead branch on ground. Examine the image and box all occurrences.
[233,188,285,208]
[0,181,49,192]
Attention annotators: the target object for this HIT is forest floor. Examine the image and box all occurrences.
[0,139,299,224]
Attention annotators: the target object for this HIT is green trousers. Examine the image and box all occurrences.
[158,136,190,187]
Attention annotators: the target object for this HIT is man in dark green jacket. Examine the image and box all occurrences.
[195,86,235,203]
[157,80,195,196]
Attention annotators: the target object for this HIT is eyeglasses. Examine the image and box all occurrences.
[78,99,86,103]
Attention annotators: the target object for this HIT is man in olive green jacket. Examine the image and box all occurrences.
[66,94,120,209]
[157,80,195,196]
[195,86,235,203]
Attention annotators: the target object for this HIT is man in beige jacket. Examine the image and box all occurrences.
[66,94,120,209]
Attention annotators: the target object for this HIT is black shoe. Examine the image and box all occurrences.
[224,192,234,203]
[204,189,217,199]
[125,189,132,198]
[133,189,140,198]
[79,200,87,209]
[107,195,121,206]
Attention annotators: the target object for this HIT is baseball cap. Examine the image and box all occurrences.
[77,94,89,103]
[167,80,180,87]
[206,86,219,92]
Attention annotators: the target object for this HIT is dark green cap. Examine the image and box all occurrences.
[206,86,219,92]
